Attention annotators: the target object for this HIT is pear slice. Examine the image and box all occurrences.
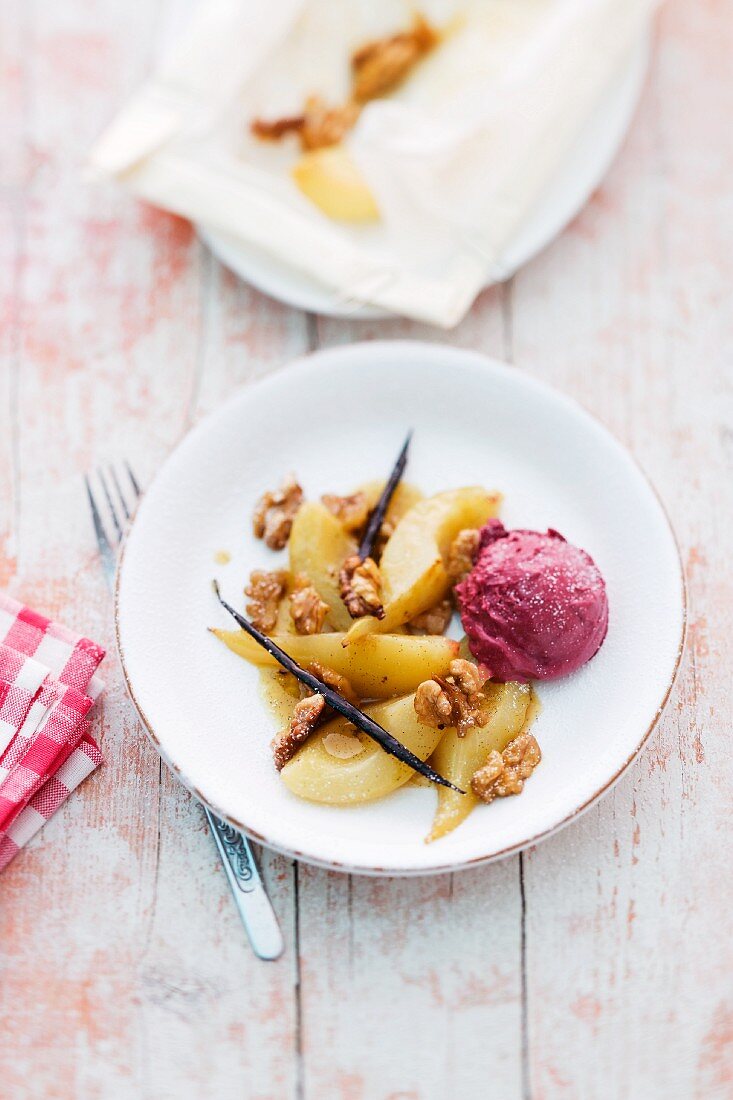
[344,486,501,645]
[288,502,356,631]
[427,681,531,842]
[358,479,424,534]
[211,629,459,699]
[281,694,442,804]
[292,146,379,222]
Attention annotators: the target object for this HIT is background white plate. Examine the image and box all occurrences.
[199,34,649,319]
[116,342,684,875]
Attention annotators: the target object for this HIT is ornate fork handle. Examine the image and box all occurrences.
[211,818,256,887]
[205,809,284,959]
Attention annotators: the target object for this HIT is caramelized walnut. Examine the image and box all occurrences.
[301,96,361,150]
[414,658,488,737]
[252,96,361,151]
[252,15,439,152]
[271,660,360,770]
[271,694,326,770]
[252,475,303,550]
[290,574,329,635]
[321,491,371,534]
[471,732,542,803]
[306,661,359,707]
[251,114,305,142]
[447,528,481,583]
[448,659,486,697]
[414,679,453,726]
[244,569,288,633]
[339,555,385,619]
[351,15,439,102]
[406,598,453,636]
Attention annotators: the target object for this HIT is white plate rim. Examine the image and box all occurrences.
[198,32,650,320]
[115,341,686,876]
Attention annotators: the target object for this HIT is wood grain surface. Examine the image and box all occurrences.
[1,2,731,1098]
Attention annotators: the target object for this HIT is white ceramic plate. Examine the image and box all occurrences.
[199,34,649,320]
[116,342,685,875]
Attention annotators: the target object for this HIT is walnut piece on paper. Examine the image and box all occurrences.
[414,658,488,737]
[252,96,361,152]
[301,96,361,151]
[250,114,305,142]
[252,475,303,550]
[272,694,326,771]
[351,15,439,103]
[244,569,288,633]
[290,573,330,635]
[251,15,439,152]
[471,732,542,803]
[339,555,384,619]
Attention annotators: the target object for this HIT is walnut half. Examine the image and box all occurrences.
[271,694,326,770]
[252,96,361,152]
[306,661,359,707]
[471,732,542,803]
[339,555,385,619]
[406,598,453,636]
[245,569,288,633]
[414,659,488,737]
[300,96,361,151]
[351,15,439,103]
[290,574,329,635]
[252,475,303,550]
[447,528,481,583]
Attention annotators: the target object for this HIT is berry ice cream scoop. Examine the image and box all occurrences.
[455,520,609,682]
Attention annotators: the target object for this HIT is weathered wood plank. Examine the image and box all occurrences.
[510,3,733,1096]
[1,5,172,1096]
[0,0,25,594]
[0,2,306,1098]
[297,861,524,1100]
[298,295,526,1100]
[165,250,311,1100]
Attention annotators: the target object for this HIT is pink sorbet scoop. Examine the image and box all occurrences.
[455,520,609,682]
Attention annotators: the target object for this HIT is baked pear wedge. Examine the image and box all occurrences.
[211,629,459,699]
[343,487,501,645]
[426,681,531,842]
[359,479,423,537]
[288,502,357,631]
[281,694,443,804]
[292,146,379,222]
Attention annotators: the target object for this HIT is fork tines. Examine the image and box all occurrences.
[84,462,141,587]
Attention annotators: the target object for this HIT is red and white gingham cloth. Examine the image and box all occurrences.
[0,594,105,870]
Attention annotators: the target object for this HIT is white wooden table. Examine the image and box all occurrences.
[2,2,732,1097]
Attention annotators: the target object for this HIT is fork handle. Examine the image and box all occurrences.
[204,808,284,960]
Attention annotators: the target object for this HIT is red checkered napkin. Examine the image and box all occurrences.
[0,594,106,871]
[0,596,105,693]
[0,643,50,757]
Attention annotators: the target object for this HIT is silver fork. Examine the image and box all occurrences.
[85,462,284,961]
